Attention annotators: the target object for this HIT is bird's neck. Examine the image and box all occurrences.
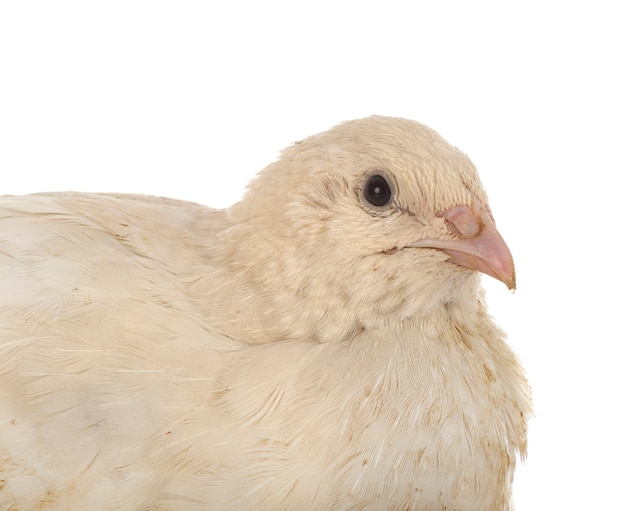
[193,217,486,345]
[196,259,484,347]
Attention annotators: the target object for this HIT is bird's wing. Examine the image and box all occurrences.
[0,193,242,507]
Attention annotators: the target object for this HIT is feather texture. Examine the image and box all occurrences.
[0,116,531,510]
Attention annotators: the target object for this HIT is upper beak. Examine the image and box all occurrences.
[408,202,516,290]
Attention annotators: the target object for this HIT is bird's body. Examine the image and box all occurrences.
[0,117,531,510]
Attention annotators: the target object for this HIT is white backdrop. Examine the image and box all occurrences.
[2,2,624,509]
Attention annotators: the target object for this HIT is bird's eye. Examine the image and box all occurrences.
[363,174,393,207]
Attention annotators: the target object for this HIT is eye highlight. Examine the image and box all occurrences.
[363,173,393,208]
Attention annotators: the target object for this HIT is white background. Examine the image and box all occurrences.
[1,2,624,509]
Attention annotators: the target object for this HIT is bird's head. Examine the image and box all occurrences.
[224,116,514,341]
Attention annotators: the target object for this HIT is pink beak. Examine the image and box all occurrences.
[408,203,516,290]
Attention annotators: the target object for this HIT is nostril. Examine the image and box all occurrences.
[444,219,462,237]
[439,205,481,238]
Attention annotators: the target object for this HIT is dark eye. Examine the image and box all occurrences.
[363,174,393,207]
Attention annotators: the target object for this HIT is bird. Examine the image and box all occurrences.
[0,116,531,510]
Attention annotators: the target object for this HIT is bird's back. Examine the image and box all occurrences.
[0,193,240,508]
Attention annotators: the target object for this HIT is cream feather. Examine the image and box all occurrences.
[0,116,531,510]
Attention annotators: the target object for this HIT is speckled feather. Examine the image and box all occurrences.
[0,117,531,510]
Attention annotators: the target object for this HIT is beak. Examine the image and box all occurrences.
[408,203,516,290]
